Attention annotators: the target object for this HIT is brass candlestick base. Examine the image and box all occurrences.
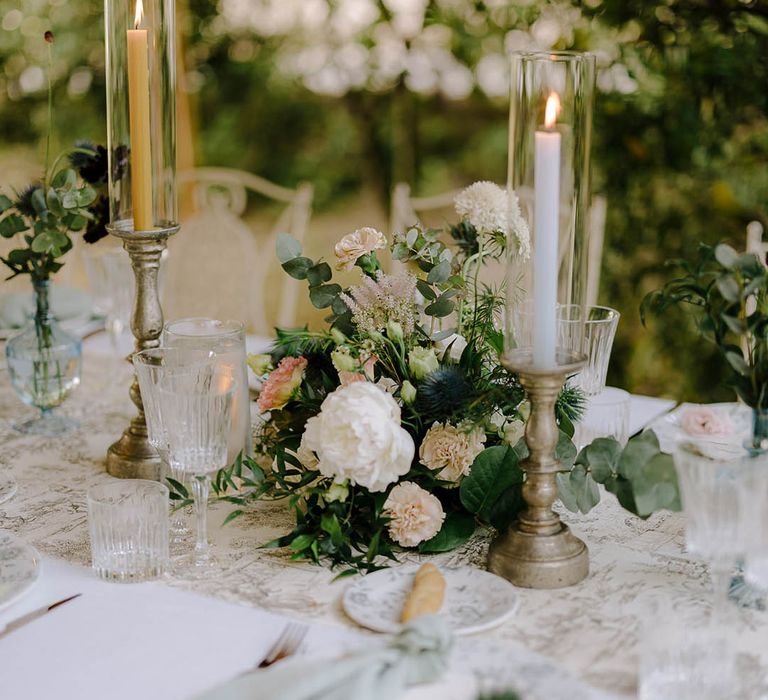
[488,348,589,589]
[105,223,179,480]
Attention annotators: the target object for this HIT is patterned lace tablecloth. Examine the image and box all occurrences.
[1,349,767,699]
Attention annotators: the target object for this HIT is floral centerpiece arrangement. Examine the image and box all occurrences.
[177,182,678,572]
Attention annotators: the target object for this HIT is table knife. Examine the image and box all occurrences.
[0,593,81,639]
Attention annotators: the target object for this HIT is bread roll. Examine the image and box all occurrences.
[400,563,446,622]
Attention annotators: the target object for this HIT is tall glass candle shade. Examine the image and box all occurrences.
[103,0,179,480]
[105,0,177,234]
[505,51,595,371]
[488,51,595,589]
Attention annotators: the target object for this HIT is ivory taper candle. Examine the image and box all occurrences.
[127,0,153,231]
[532,92,561,368]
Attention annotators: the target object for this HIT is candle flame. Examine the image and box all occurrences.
[544,92,561,129]
[134,0,144,29]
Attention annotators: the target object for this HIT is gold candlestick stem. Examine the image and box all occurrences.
[487,348,589,588]
[105,223,178,479]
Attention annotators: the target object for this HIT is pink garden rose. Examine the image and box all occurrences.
[257,356,307,412]
[680,406,733,437]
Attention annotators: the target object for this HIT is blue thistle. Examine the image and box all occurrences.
[417,367,474,422]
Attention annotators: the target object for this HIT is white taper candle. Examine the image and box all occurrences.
[532,93,561,368]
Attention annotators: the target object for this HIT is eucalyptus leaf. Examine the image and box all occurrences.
[725,350,750,377]
[576,437,622,482]
[0,194,12,212]
[714,243,738,269]
[416,278,437,301]
[51,168,77,190]
[276,232,302,263]
[556,473,580,512]
[617,430,661,481]
[424,296,454,318]
[309,283,342,309]
[716,276,740,303]
[307,262,332,286]
[282,256,314,280]
[427,259,452,284]
[629,453,680,516]
[0,214,27,238]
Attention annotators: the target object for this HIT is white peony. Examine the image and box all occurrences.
[434,333,468,362]
[303,382,414,492]
[383,481,445,547]
[334,227,387,270]
[453,181,530,261]
[419,421,487,483]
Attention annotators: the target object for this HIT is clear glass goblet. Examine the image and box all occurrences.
[158,365,235,578]
[673,442,760,622]
[162,318,252,465]
[133,347,212,553]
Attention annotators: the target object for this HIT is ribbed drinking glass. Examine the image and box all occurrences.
[554,304,619,395]
[509,302,619,395]
[158,365,235,578]
[87,479,169,582]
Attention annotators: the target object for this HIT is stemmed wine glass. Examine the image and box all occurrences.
[673,442,757,622]
[133,347,211,552]
[157,364,235,578]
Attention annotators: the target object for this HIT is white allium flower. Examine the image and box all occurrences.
[383,481,445,547]
[334,227,387,270]
[303,382,414,492]
[419,421,486,483]
[454,181,530,261]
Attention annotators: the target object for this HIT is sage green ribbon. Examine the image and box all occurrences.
[196,615,453,700]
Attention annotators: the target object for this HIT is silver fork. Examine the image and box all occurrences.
[256,622,309,668]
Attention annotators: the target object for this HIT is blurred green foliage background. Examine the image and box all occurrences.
[1,0,767,400]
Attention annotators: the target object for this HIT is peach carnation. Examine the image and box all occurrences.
[384,481,445,547]
[257,356,307,412]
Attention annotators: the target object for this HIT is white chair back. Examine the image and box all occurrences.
[165,168,313,334]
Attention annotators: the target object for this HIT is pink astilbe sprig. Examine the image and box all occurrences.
[341,272,418,336]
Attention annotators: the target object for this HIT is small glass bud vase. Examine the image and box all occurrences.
[5,279,82,435]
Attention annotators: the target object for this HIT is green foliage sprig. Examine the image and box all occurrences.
[641,243,768,407]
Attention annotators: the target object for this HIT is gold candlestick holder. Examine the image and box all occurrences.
[105,223,178,479]
[487,347,589,588]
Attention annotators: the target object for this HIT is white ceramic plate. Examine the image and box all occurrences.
[0,531,40,612]
[645,402,752,455]
[0,474,17,505]
[343,565,519,636]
